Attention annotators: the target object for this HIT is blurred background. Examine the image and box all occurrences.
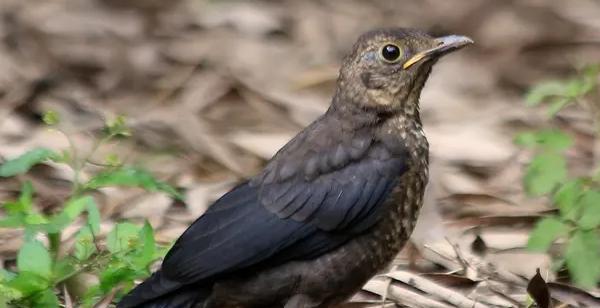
[1,0,599,306]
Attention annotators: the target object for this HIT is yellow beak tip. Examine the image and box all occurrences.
[402,54,425,70]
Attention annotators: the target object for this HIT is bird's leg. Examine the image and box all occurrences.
[284,295,320,308]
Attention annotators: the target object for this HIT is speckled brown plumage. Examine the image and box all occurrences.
[118,28,472,308]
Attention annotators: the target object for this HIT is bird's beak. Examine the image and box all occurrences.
[403,35,474,69]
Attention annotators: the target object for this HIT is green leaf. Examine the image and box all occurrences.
[515,130,572,151]
[42,110,60,126]
[0,269,16,282]
[566,230,600,288]
[526,65,598,111]
[17,240,52,279]
[6,272,49,297]
[514,132,538,148]
[4,181,34,217]
[18,181,33,213]
[524,152,568,196]
[54,149,72,164]
[0,283,21,303]
[52,258,77,282]
[525,81,567,106]
[535,130,572,151]
[62,196,94,219]
[0,148,58,177]
[578,190,600,229]
[47,196,95,233]
[107,222,140,253]
[32,289,59,307]
[133,222,156,269]
[74,226,97,261]
[565,78,587,98]
[581,64,599,92]
[3,201,22,216]
[23,213,49,226]
[0,216,25,228]
[105,115,131,137]
[527,216,568,251]
[553,180,583,221]
[85,167,182,199]
[99,262,136,292]
[86,201,101,235]
[546,97,572,116]
[81,285,102,308]
[105,153,122,167]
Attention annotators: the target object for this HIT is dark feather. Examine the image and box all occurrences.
[260,142,407,231]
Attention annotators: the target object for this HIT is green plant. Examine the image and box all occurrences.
[0,113,180,307]
[518,64,600,288]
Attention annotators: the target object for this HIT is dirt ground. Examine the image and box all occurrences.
[1,0,600,307]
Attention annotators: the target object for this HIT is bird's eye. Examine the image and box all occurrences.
[380,44,402,63]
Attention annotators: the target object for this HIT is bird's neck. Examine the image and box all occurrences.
[327,94,422,131]
[326,97,426,164]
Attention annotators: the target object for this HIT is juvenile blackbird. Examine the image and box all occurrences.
[118,28,472,308]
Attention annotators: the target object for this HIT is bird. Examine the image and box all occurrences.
[117,28,473,308]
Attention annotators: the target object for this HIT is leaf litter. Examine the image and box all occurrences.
[1,0,600,306]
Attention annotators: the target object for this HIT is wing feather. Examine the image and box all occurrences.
[260,144,407,231]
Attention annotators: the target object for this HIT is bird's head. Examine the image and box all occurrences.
[334,28,473,115]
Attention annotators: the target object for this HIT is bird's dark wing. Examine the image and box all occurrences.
[118,118,408,307]
[161,183,315,280]
[254,118,408,233]
[117,183,314,307]
[256,147,406,232]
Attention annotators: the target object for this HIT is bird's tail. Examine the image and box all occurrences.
[130,286,208,308]
[116,271,210,308]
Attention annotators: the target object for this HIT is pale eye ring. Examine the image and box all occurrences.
[380,44,402,63]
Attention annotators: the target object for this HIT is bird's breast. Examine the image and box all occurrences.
[361,123,429,266]
[286,161,429,306]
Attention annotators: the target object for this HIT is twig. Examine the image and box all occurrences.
[446,237,472,274]
[486,281,523,307]
[55,128,81,193]
[363,279,454,308]
[63,284,74,308]
[93,285,122,308]
[386,270,492,308]
[578,96,600,170]
[379,264,401,307]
